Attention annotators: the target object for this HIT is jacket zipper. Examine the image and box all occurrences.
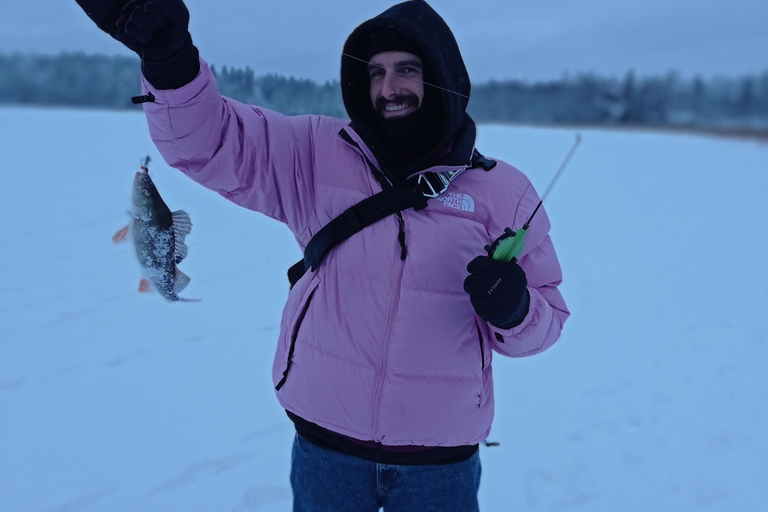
[371,239,407,439]
[337,129,413,438]
[275,287,317,391]
[476,323,486,371]
[395,212,407,259]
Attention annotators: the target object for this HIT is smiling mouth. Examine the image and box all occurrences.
[381,102,417,117]
[385,103,410,112]
[376,93,420,118]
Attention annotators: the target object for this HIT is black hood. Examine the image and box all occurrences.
[341,0,472,177]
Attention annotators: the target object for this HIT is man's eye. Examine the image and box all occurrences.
[400,67,421,76]
[369,69,384,79]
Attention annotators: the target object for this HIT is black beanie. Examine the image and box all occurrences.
[361,28,422,62]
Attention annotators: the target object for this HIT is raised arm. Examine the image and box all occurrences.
[74,0,318,234]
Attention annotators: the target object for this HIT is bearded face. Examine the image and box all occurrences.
[367,51,425,119]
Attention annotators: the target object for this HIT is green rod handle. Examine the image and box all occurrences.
[491,228,527,262]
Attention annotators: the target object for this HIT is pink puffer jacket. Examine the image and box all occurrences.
[141,58,569,446]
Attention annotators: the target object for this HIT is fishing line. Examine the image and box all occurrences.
[540,134,581,203]
[487,134,582,262]
[342,53,470,100]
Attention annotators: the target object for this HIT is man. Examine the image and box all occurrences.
[75,0,570,510]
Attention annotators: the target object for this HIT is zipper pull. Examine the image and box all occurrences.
[396,213,407,260]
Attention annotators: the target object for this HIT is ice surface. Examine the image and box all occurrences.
[1,107,766,511]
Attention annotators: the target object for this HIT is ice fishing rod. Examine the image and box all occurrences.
[486,134,582,262]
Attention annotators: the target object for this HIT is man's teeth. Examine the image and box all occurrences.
[385,104,409,112]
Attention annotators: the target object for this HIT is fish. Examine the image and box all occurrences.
[114,158,195,301]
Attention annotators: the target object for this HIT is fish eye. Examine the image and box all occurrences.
[143,189,150,197]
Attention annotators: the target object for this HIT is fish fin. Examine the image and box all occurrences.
[174,270,191,294]
[172,210,192,263]
[172,210,192,240]
[138,278,152,293]
[112,225,130,243]
[174,240,188,264]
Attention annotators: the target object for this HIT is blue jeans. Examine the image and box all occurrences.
[290,434,481,512]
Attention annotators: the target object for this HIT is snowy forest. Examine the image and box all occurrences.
[2,52,767,134]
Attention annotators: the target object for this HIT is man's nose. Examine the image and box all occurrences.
[381,71,399,98]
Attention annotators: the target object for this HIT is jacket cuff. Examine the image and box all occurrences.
[490,289,530,330]
[141,34,201,90]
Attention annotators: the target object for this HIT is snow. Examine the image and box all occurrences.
[1,106,767,511]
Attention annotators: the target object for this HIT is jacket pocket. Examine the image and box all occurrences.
[475,320,492,407]
[476,323,486,372]
[275,277,320,391]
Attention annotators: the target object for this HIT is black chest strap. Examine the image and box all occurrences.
[287,146,496,288]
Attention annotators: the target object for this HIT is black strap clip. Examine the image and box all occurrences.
[131,92,156,104]
[472,149,497,171]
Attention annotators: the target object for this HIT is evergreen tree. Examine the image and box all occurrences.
[0,52,765,133]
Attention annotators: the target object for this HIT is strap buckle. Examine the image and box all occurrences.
[417,169,465,198]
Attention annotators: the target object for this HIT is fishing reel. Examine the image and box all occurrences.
[485,227,527,263]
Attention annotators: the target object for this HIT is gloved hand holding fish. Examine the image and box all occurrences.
[113,157,197,302]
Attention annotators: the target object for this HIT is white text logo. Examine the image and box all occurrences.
[436,193,475,212]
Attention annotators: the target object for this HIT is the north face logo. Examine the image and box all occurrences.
[436,192,475,212]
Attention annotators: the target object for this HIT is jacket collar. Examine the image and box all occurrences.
[339,114,477,181]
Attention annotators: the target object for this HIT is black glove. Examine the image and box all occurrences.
[464,255,530,329]
[74,0,199,89]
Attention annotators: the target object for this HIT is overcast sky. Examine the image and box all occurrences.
[1,0,765,82]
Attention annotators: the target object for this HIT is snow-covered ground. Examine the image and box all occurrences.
[1,107,766,512]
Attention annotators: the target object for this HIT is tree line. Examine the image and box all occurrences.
[1,52,766,133]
